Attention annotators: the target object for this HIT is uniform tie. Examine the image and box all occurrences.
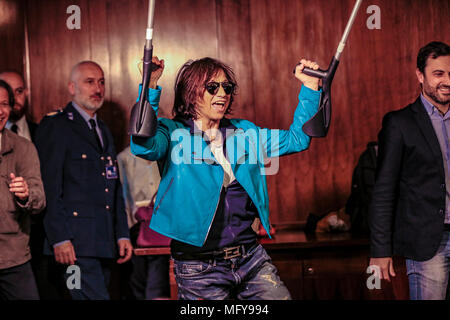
[89,119,103,151]
[10,124,18,134]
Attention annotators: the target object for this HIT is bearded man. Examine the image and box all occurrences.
[369,41,450,300]
[0,71,37,141]
[35,61,132,300]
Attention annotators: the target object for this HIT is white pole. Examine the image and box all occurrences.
[335,0,363,60]
[145,0,156,48]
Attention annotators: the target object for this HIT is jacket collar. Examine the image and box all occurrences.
[411,96,443,162]
[173,116,236,138]
[0,129,16,155]
[64,102,108,152]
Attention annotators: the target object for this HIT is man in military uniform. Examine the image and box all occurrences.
[35,61,132,300]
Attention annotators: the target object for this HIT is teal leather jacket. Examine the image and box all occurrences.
[131,85,321,247]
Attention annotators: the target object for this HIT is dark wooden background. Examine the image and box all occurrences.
[1,0,449,225]
[0,0,25,73]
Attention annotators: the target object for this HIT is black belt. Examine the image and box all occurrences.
[444,224,450,231]
[172,242,258,261]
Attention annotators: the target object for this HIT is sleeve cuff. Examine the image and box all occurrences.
[136,84,162,102]
[16,197,31,210]
[136,84,162,117]
[53,240,70,248]
[299,84,322,100]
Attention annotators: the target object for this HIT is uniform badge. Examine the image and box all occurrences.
[105,159,118,179]
[106,165,118,179]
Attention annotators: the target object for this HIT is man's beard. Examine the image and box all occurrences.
[423,81,450,106]
[9,100,27,122]
[84,100,104,112]
[79,96,104,113]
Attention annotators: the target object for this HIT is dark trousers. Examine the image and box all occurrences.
[130,255,170,300]
[128,224,170,300]
[0,261,40,300]
[30,216,67,299]
[63,257,113,300]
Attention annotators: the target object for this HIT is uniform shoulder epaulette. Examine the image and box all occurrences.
[45,109,63,117]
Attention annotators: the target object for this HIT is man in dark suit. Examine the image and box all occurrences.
[35,61,132,300]
[369,41,450,300]
[0,71,37,141]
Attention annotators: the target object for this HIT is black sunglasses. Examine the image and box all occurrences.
[204,81,235,95]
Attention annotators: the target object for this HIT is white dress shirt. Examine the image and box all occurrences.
[6,115,32,141]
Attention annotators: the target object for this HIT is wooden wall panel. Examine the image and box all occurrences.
[26,0,218,150]
[26,0,93,121]
[11,0,449,225]
[248,0,449,224]
[148,0,219,117]
[216,0,255,121]
[0,0,24,74]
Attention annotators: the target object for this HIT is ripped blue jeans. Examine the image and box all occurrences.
[173,244,291,300]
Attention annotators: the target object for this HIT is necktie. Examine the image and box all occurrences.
[11,124,18,134]
[89,119,103,151]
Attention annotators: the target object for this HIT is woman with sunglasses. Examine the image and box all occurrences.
[131,56,321,300]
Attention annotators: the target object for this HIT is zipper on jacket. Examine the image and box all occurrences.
[154,177,174,214]
[202,182,224,245]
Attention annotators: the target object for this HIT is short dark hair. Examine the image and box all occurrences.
[0,79,15,108]
[417,41,450,73]
[172,57,237,119]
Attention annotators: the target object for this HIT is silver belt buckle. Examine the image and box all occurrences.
[223,246,241,259]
